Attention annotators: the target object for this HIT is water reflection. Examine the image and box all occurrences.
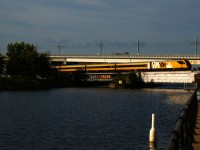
[142,89,192,105]
[149,142,157,150]
[166,92,191,105]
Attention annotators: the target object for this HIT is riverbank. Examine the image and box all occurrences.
[0,77,51,91]
[0,77,183,91]
[0,77,112,91]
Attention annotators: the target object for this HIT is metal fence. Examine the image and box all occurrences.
[49,54,200,60]
[166,91,198,150]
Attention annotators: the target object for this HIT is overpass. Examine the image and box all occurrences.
[49,54,200,65]
[49,54,199,83]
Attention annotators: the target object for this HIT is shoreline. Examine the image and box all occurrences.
[0,77,194,91]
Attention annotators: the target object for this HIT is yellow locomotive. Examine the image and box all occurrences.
[53,60,191,72]
[151,60,191,70]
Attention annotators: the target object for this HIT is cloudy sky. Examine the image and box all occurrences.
[0,0,200,54]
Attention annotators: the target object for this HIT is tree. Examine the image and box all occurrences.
[36,53,51,79]
[6,42,50,79]
[0,54,4,74]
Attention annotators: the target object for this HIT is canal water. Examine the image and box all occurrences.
[0,88,191,150]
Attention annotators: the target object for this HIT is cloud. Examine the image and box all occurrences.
[67,0,107,6]
[0,0,200,54]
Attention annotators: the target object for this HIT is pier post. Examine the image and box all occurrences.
[149,113,156,143]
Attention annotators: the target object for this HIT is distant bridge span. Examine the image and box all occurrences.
[49,54,200,65]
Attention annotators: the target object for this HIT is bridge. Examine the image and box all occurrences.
[48,54,200,84]
[2,54,199,83]
[49,54,200,64]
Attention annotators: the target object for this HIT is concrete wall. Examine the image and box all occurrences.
[140,71,196,83]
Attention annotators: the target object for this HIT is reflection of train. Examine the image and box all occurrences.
[52,60,191,72]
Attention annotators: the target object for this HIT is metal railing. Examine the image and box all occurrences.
[166,91,198,150]
[49,54,200,60]
[2,54,200,60]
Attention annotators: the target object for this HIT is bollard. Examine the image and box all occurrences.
[149,113,156,143]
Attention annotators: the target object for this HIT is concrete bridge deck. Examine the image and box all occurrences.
[49,54,200,64]
[2,54,200,64]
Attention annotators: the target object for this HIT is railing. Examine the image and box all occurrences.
[2,54,200,60]
[166,91,198,150]
[49,54,200,60]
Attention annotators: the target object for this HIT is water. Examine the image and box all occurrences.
[0,88,191,150]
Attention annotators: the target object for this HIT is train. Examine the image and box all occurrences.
[52,60,191,72]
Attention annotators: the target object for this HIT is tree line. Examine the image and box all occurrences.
[0,42,54,79]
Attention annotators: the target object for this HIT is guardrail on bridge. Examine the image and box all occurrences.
[49,54,200,59]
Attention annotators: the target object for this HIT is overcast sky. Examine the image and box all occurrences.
[0,0,200,54]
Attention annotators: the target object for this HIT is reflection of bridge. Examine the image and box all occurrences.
[49,54,200,64]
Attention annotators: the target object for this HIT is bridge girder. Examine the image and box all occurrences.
[49,54,200,65]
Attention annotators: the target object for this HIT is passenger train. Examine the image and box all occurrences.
[52,60,191,72]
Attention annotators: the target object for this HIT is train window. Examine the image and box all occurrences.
[177,61,185,64]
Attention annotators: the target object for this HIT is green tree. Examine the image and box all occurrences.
[36,53,51,79]
[6,42,50,79]
[0,53,4,74]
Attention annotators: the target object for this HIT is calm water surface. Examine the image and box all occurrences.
[0,88,191,150]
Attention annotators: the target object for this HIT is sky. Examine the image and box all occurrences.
[0,0,200,55]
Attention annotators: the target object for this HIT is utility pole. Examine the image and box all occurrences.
[35,43,37,50]
[57,42,66,55]
[100,41,103,55]
[137,40,140,54]
[58,42,61,55]
[195,38,198,56]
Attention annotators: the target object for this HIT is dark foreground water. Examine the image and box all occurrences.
[0,88,191,150]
